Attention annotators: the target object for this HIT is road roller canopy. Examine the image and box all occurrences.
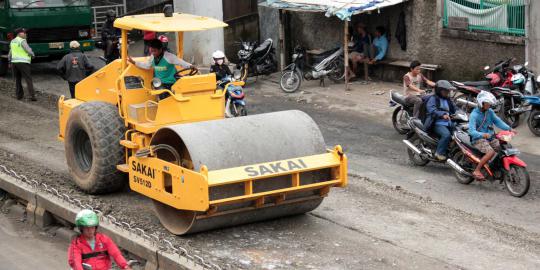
[113,13,228,32]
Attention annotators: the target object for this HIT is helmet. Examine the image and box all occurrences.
[434,80,455,97]
[106,9,116,19]
[212,50,225,60]
[158,35,169,48]
[75,209,99,227]
[69,41,80,49]
[511,73,525,85]
[486,73,501,86]
[477,91,497,108]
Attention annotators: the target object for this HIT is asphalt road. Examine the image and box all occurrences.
[0,58,539,269]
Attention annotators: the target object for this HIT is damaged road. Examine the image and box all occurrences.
[0,75,540,269]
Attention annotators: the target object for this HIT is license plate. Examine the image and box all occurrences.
[49,42,64,49]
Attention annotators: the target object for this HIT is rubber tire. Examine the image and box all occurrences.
[528,109,540,136]
[0,57,8,76]
[238,104,247,116]
[328,58,345,83]
[392,106,410,135]
[280,70,302,93]
[498,98,520,128]
[64,102,126,194]
[452,151,474,185]
[504,165,530,198]
[407,135,430,166]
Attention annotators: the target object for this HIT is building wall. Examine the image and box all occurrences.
[174,0,225,66]
[259,0,525,80]
[527,0,539,73]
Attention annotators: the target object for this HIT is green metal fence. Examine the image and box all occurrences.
[443,0,525,36]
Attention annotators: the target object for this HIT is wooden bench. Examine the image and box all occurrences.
[362,59,441,81]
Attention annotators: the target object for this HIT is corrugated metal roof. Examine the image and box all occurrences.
[261,0,407,20]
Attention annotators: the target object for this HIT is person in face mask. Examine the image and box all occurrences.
[210,50,231,82]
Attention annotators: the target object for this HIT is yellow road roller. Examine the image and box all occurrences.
[57,11,347,235]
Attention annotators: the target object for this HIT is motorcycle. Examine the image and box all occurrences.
[451,81,523,128]
[279,45,345,93]
[218,73,247,117]
[513,94,540,136]
[509,61,539,96]
[236,38,277,82]
[389,88,432,134]
[402,99,470,167]
[451,129,529,197]
[403,99,530,197]
[96,35,121,64]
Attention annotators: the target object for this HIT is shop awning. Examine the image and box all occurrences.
[261,0,408,20]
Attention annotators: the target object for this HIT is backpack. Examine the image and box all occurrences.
[417,94,440,124]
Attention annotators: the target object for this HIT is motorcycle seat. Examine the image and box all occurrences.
[254,39,273,54]
[462,81,490,87]
[455,130,484,155]
[391,91,408,106]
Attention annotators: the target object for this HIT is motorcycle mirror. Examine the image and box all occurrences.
[152,78,162,89]
[484,66,490,71]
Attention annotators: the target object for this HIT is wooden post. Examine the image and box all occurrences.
[344,20,349,90]
[279,9,285,71]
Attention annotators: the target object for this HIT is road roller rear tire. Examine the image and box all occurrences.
[64,102,126,194]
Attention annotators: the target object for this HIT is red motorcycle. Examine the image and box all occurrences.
[450,130,530,197]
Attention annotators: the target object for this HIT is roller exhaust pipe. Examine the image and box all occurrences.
[446,158,471,176]
[455,98,477,110]
[403,139,422,155]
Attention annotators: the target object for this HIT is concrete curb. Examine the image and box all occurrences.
[0,171,201,270]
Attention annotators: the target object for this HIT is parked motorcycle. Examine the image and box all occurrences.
[510,62,539,96]
[513,94,540,136]
[451,81,523,128]
[389,89,432,134]
[280,45,345,93]
[236,38,277,82]
[219,74,247,117]
[96,35,121,64]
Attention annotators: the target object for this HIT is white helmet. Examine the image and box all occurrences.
[212,50,225,59]
[477,91,497,108]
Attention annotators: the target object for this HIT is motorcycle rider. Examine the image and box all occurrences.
[468,91,513,180]
[403,61,436,117]
[68,209,132,270]
[423,80,456,161]
[102,10,120,63]
[210,50,232,82]
[128,39,193,99]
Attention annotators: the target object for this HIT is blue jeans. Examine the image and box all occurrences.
[433,125,452,156]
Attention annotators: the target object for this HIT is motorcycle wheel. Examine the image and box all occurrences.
[497,98,520,128]
[392,106,410,135]
[504,165,530,197]
[240,64,249,82]
[328,59,345,83]
[527,109,540,136]
[280,70,302,93]
[452,151,474,185]
[407,135,430,166]
[230,104,247,117]
[453,93,475,113]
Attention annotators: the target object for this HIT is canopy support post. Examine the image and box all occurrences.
[344,20,349,90]
[176,32,184,59]
[121,29,128,71]
[279,9,285,71]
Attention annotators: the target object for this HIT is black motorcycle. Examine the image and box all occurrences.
[236,38,277,81]
[389,89,432,134]
[279,45,345,93]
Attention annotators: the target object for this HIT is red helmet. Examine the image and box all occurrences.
[158,35,169,43]
[486,73,501,86]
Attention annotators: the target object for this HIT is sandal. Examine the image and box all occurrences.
[473,171,485,180]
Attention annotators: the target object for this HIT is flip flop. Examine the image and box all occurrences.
[473,171,485,180]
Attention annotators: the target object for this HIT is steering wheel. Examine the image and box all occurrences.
[175,67,199,79]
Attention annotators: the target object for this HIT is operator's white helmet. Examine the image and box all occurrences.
[477,91,497,108]
[212,50,225,59]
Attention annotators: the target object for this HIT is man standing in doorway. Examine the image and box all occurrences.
[8,28,36,101]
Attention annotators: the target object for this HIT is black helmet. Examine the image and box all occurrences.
[435,80,455,97]
[106,9,116,19]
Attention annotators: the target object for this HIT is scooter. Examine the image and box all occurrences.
[512,94,540,136]
[279,45,345,93]
[236,38,277,82]
[219,74,247,117]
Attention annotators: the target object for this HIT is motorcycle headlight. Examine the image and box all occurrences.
[78,30,89,38]
[152,78,162,89]
[292,53,298,61]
